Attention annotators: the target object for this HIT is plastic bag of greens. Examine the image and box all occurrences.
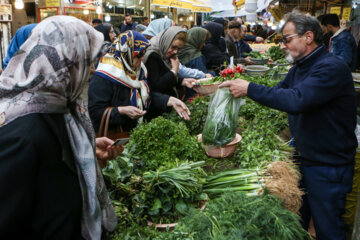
[202,88,244,146]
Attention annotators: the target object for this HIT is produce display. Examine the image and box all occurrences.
[246,51,266,59]
[104,45,308,239]
[267,45,285,61]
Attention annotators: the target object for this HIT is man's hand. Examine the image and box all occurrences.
[255,36,264,43]
[218,79,250,98]
[245,57,254,65]
[167,96,191,120]
[96,137,124,164]
[170,56,180,74]
[118,106,146,119]
[182,78,196,88]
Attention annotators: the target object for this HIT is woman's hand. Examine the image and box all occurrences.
[170,56,180,74]
[118,106,146,119]
[95,137,124,167]
[167,97,191,120]
[182,78,196,88]
[205,73,213,78]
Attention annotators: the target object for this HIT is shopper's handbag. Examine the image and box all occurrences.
[96,107,130,141]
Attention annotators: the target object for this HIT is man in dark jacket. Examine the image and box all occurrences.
[317,14,332,49]
[323,14,357,71]
[120,14,137,33]
[225,21,253,64]
[220,13,357,240]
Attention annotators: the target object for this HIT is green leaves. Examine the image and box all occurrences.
[127,117,207,171]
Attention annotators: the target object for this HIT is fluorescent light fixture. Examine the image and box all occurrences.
[139,0,142,4]
[14,0,24,9]
[109,4,112,8]
[180,18,183,21]
[127,5,136,8]
[164,15,168,18]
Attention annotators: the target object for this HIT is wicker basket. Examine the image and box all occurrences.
[197,133,242,158]
[193,78,220,96]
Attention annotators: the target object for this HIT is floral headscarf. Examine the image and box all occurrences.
[95,31,151,123]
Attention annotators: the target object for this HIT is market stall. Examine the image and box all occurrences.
[99,45,314,239]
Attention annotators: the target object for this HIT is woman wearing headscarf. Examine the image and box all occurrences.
[178,27,212,74]
[88,30,189,133]
[0,16,122,239]
[3,23,37,70]
[202,22,230,72]
[95,23,117,44]
[142,18,212,80]
[142,18,175,39]
[143,26,196,119]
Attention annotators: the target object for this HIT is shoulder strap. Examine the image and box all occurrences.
[97,107,113,137]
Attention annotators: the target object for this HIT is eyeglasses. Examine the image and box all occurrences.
[280,34,298,44]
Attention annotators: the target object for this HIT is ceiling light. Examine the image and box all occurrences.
[84,9,89,14]
[14,0,24,9]
[105,14,111,21]
[96,6,102,14]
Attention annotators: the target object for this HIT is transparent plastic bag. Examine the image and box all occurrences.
[202,88,244,146]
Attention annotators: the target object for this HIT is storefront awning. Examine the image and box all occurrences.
[151,0,212,12]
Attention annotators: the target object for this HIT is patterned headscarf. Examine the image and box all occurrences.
[95,31,151,123]
[142,18,175,38]
[0,16,116,239]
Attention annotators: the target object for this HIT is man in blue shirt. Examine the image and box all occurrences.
[323,14,357,71]
[220,13,357,240]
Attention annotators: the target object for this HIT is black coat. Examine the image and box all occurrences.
[202,22,230,70]
[0,113,82,239]
[88,74,169,132]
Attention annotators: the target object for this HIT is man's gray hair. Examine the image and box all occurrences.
[281,12,323,45]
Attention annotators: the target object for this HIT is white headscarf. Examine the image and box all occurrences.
[0,15,116,239]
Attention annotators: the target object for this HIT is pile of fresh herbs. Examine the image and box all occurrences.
[126,116,207,170]
[165,96,210,136]
[156,191,310,240]
[267,45,285,61]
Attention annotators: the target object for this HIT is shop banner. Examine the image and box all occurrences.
[330,6,341,16]
[152,0,192,10]
[46,0,60,7]
[342,7,351,20]
[193,6,212,12]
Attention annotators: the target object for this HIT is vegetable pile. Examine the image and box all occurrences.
[157,191,310,240]
[126,117,206,170]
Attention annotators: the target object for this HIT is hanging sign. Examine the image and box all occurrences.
[152,0,192,10]
[46,0,60,7]
[342,7,351,20]
[330,6,341,16]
